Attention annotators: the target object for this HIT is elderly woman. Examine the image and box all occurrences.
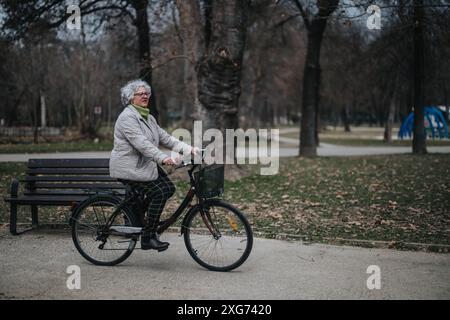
[110,79,197,251]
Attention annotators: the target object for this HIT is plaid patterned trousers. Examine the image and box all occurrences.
[121,166,175,235]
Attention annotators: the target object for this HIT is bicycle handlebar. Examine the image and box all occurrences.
[172,148,207,170]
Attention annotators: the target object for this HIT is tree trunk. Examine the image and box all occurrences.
[247,76,258,128]
[300,26,325,156]
[175,0,204,129]
[315,107,320,146]
[384,75,398,143]
[197,0,249,132]
[131,0,159,122]
[298,0,339,157]
[40,91,46,128]
[342,105,351,132]
[78,25,87,136]
[412,0,427,154]
[107,84,112,130]
[384,98,396,143]
[33,94,39,144]
[246,59,264,129]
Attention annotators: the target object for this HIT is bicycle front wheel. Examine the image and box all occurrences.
[184,200,253,272]
[71,195,138,266]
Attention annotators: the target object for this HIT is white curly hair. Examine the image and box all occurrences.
[120,79,152,107]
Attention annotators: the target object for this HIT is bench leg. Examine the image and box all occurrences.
[10,204,36,236]
[10,203,18,235]
[31,205,39,227]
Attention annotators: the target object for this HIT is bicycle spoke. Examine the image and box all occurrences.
[184,202,253,271]
[73,221,99,232]
[72,197,136,266]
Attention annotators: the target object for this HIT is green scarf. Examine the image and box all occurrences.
[132,104,149,121]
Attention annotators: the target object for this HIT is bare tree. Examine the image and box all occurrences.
[290,0,339,156]
[412,0,426,153]
[196,0,250,133]
[173,0,250,133]
[174,0,204,129]
[0,0,161,121]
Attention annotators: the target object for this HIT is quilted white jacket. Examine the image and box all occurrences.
[110,105,192,181]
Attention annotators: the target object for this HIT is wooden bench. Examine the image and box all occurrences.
[4,158,126,235]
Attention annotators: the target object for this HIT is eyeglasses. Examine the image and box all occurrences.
[134,92,150,97]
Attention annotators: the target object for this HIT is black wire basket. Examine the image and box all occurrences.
[193,164,225,198]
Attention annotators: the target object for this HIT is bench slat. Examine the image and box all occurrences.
[24,190,126,196]
[23,176,117,182]
[30,182,125,189]
[26,168,110,175]
[28,158,110,168]
[7,158,128,235]
[5,195,94,205]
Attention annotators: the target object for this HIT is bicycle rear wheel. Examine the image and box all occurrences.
[71,195,138,266]
[183,199,253,272]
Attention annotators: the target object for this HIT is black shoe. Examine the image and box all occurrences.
[154,233,170,247]
[141,234,169,251]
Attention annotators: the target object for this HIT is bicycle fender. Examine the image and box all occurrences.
[179,198,224,235]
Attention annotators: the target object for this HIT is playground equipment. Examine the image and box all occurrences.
[398,106,449,140]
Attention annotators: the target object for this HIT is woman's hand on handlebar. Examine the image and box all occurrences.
[164,148,206,171]
[191,147,200,156]
[162,156,181,166]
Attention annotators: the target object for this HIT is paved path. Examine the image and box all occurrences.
[317,143,450,156]
[261,130,450,156]
[1,143,449,162]
[0,230,449,299]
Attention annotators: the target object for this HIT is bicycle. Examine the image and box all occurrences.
[69,151,253,272]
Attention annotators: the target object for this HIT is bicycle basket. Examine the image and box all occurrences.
[193,164,225,198]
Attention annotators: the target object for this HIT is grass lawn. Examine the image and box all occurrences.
[319,138,450,146]
[0,141,114,154]
[1,155,449,251]
[280,128,450,146]
[2,138,449,152]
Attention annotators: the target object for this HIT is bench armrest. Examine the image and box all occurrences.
[10,178,20,198]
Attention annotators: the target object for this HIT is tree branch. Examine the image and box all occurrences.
[151,55,194,70]
[291,0,310,30]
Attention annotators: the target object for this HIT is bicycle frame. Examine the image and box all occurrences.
[157,186,196,234]
[97,161,214,238]
[157,162,211,235]
[74,150,223,241]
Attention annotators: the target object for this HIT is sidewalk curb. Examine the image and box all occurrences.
[2,223,448,253]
